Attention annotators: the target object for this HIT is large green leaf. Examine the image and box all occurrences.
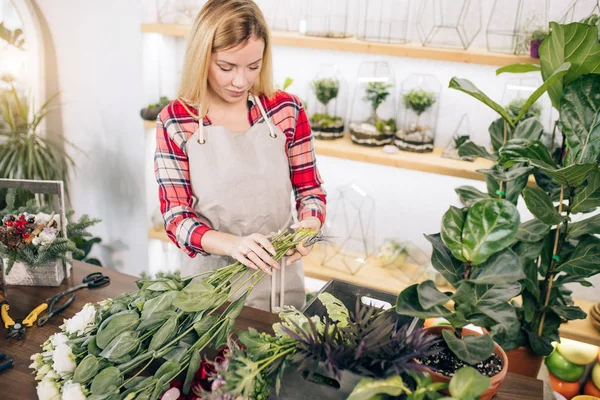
[425,233,465,286]
[453,283,521,330]
[469,248,524,284]
[449,366,492,399]
[516,219,551,243]
[567,213,600,240]
[442,330,495,365]
[541,163,597,187]
[455,185,491,207]
[512,240,545,267]
[485,173,529,205]
[347,376,409,400]
[395,284,452,320]
[461,199,520,265]
[489,118,510,153]
[571,169,600,213]
[449,78,515,127]
[441,206,467,262]
[522,187,565,225]
[173,280,224,312]
[513,62,571,124]
[513,117,544,141]
[496,63,541,75]
[557,235,600,278]
[458,141,497,160]
[560,74,600,166]
[540,21,600,109]
[417,280,452,309]
[477,164,534,181]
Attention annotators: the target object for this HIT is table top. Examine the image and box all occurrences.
[0,261,547,399]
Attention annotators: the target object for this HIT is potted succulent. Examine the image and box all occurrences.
[395,89,437,152]
[349,81,396,146]
[140,96,170,121]
[310,77,344,140]
[529,27,548,58]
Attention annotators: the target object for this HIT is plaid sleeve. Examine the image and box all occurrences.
[287,96,327,225]
[154,102,213,256]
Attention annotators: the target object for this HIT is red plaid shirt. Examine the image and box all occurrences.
[154,90,327,257]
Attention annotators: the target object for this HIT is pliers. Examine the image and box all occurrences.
[0,354,13,372]
[1,301,50,340]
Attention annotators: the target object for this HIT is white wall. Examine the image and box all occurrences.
[35,0,149,276]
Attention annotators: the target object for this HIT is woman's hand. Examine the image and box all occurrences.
[229,233,279,275]
[285,217,322,265]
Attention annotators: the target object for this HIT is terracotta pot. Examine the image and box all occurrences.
[505,346,544,377]
[418,326,508,400]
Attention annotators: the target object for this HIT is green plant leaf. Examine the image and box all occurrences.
[514,63,571,124]
[193,315,218,337]
[396,284,452,320]
[516,219,551,243]
[496,63,542,75]
[461,199,520,265]
[441,206,467,262]
[513,117,544,141]
[442,330,495,365]
[571,169,600,213]
[557,235,600,278]
[455,185,491,207]
[184,350,201,395]
[138,311,177,331]
[527,331,554,356]
[449,78,515,127]
[542,163,597,187]
[512,240,545,266]
[539,21,600,109]
[489,118,510,153]
[141,291,178,320]
[73,355,101,384]
[149,315,178,351]
[318,292,350,327]
[154,361,180,384]
[425,233,465,286]
[469,248,524,284]
[453,283,521,330]
[163,346,187,363]
[174,280,223,312]
[522,187,565,225]
[347,376,410,400]
[550,305,587,321]
[100,331,139,362]
[417,280,452,309]
[449,366,491,399]
[96,311,140,349]
[91,367,123,395]
[567,213,600,240]
[457,141,497,160]
[477,165,534,181]
[560,74,600,165]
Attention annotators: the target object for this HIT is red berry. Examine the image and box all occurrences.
[19,214,25,220]
[5,221,13,227]
[22,232,30,239]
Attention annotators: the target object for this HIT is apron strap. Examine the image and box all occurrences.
[178,99,206,145]
[252,94,278,139]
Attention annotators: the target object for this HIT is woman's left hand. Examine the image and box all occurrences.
[285,217,322,265]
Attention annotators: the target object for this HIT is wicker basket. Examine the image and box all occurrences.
[3,259,66,287]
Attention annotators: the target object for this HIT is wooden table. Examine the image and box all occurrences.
[0,261,548,399]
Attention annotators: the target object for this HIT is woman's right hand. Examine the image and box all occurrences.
[229,233,279,275]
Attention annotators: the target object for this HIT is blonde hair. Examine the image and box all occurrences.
[178,0,274,117]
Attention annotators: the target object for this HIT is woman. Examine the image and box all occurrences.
[154,0,326,312]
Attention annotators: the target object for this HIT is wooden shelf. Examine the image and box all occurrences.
[315,136,494,182]
[144,120,155,129]
[148,226,600,346]
[140,23,538,67]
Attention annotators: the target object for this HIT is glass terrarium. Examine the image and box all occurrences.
[308,65,347,140]
[302,0,355,38]
[356,0,411,44]
[255,0,305,32]
[416,0,481,49]
[320,184,376,276]
[442,114,474,161]
[559,0,600,23]
[486,0,549,55]
[501,76,552,132]
[348,61,396,147]
[395,74,441,153]
[157,0,207,24]
[376,239,430,286]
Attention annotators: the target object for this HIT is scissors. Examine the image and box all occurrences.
[37,272,110,326]
[302,230,336,247]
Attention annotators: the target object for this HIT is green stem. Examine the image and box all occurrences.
[120,356,154,390]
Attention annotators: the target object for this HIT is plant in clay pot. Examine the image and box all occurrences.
[349,81,396,147]
[395,87,438,153]
[310,78,344,139]
[529,27,548,58]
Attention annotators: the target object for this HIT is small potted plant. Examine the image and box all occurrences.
[140,96,170,121]
[529,27,548,58]
[395,88,437,152]
[349,81,396,146]
[310,77,345,139]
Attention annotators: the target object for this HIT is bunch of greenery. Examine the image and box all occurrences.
[403,89,436,116]
[309,112,343,128]
[505,97,542,121]
[312,78,339,107]
[363,81,392,123]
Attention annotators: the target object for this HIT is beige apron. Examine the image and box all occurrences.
[181,94,305,312]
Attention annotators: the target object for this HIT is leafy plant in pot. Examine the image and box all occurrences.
[349,81,396,147]
[395,89,437,153]
[310,78,344,140]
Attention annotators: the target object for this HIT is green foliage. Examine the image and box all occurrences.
[374,118,396,133]
[505,98,542,121]
[403,89,436,115]
[145,96,169,109]
[363,81,392,113]
[311,78,339,106]
[309,112,343,128]
[530,28,548,42]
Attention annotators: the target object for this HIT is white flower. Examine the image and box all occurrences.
[51,333,69,347]
[61,381,87,400]
[30,353,44,371]
[32,227,58,247]
[37,379,61,400]
[35,363,53,381]
[35,212,61,230]
[62,303,96,337]
[52,343,76,377]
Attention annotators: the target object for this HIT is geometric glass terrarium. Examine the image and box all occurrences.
[308,65,347,140]
[302,0,354,38]
[348,61,396,147]
[395,74,441,153]
[442,114,474,161]
[376,239,430,286]
[356,0,411,44]
[157,0,207,24]
[559,0,600,23]
[416,0,481,49]
[486,0,549,55]
[255,0,305,32]
[320,184,376,276]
